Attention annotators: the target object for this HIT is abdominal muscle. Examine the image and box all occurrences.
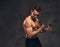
[25,34,37,38]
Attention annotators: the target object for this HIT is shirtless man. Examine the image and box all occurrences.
[23,6,52,47]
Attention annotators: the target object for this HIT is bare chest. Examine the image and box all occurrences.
[31,20,39,30]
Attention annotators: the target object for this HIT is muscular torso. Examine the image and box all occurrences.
[23,16,40,38]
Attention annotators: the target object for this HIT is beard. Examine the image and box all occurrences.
[31,16,37,22]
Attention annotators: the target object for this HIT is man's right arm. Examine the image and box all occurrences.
[24,20,44,38]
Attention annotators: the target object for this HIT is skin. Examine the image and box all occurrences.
[45,25,53,32]
[23,9,52,38]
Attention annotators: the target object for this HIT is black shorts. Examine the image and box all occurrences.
[25,37,42,47]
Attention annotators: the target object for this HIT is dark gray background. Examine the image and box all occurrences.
[0,0,60,47]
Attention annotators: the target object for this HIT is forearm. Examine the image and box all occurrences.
[30,27,43,38]
[44,28,52,32]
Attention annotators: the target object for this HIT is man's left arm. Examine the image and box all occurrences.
[44,25,53,32]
